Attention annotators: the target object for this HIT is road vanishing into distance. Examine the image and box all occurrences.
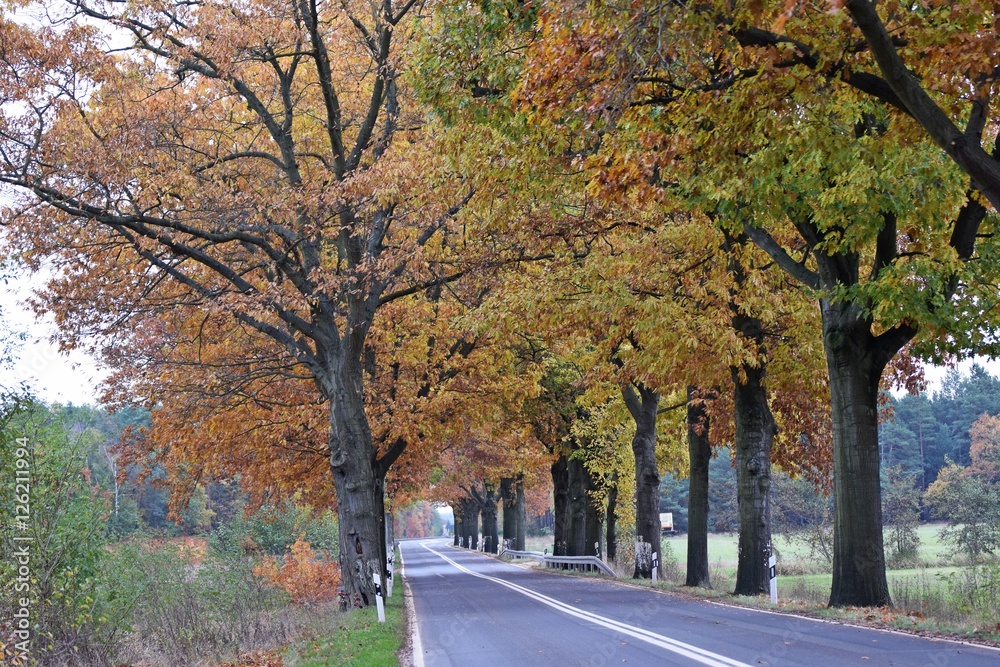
[400,538,999,667]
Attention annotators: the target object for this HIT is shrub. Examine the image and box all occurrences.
[114,541,295,666]
[883,465,922,564]
[253,537,341,604]
[0,402,136,666]
[941,562,1000,623]
[211,501,338,558]
[925,462,1000,561]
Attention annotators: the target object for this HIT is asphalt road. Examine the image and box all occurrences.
[400,538,999,667]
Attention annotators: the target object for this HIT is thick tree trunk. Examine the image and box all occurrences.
[466,499,480,550]
[551,454,570,556]
[384,511,394,561]
[732,361,778,596]
[374,486,389,593]
[481,503,498,553]
[622,384,661,579]
[686,386,712,588]
[475,483,500,554]
[824,302,895,607]
[585,470,602,558]
[460,498,473,548]
[500,477,516,550]
[514,475,526,551]
[606,472,618,562]
[567,452,588,556]
[453,508,462,546]
[329,371,384,608]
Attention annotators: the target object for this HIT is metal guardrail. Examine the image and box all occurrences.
[500,549,616,577]
[541,555,616,576]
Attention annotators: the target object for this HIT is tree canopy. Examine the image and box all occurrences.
[3,0,1000,609]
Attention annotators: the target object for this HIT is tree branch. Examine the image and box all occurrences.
[844,0,1000,210]
[742,222,820,289]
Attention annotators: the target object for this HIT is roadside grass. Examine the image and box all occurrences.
[779,567,961,592]
[283,556,406,667]
[521,535,551,552]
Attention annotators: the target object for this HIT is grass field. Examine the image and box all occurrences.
[526,523,953,574]
[659,523,952,572]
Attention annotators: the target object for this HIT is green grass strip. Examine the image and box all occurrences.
[284,570,407,666]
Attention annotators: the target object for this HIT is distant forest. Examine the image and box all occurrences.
[660,365,1000,533]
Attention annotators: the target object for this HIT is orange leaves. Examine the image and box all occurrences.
[253,536,342,604]
[968,413,1000,481]
[516,4,636,132]
[772,0,847,34]
[106,307,336,514]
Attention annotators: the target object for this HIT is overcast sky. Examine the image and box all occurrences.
[1,267,106,406]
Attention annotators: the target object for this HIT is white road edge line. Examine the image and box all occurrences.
[399,544,426,667]
[419,541,751,667]
[702,599,1000,654]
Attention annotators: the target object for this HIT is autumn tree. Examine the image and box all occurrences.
[0,0,509,604]
[429,353,552,556]
[413,0,833,592]
[505,0,999,608]
[924,412,1000,560]
[513,349,591,558]
[699,0,1000,605]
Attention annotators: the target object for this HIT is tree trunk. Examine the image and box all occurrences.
[466,498,480,551]
[475,483,500,554]
[481,503,498,553]
[585,469,602,558]
[514,475,526,551]
[567,452,588,556]
[622,383,661,579]
[453,507,462,546]
[824,301,894,607]
[460,498,472,547]
[384,510,395,567]
[551,453,570,556]
[732,361,778,596]
[459,499,468,547]
[501,477,516,550]
[686,386,712,588]
[374,485,389,594]
[606,472,618,562]
[329,370,384,608]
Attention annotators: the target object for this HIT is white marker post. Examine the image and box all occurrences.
[651,552,659,585]
[768,554,778,604]
[373,571,386,623]
[386,552,394,598]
